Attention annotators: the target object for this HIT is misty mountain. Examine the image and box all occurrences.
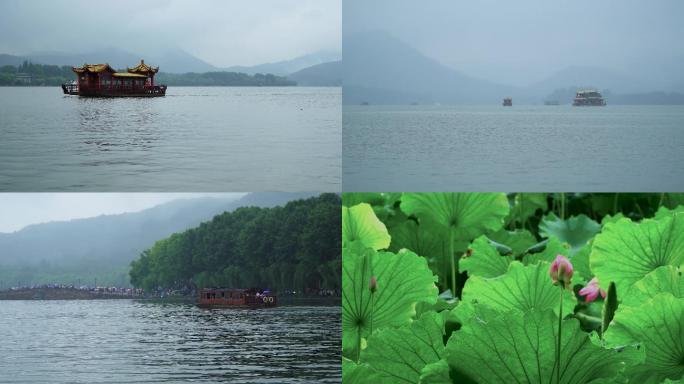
[0,192,317,272]
[288,61,341,86]
[343,30,516,105]
[224,51,341,76]
[20,48,217,73]
[528,65,645,96]
[0,54,25,67]
[344,30,681,105]
[2,49,340,76]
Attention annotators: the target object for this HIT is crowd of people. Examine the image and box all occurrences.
[3,284,143,296]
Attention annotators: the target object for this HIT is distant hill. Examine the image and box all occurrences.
[0,192,317,286]
[344,30,682,105]
[21,48,217,73]
[528,65,645,96]
[0,54,25,67]
[288,61,341,86]
[0,49,339,75]
[224,51,341,76]
[343,30,515,105]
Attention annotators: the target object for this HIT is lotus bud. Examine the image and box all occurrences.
[549,254,573,289]
[369,276,377,293]
[579,277,606,303]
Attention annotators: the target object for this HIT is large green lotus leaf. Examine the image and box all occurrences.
[539,213,601,255]
[461,261,575,316]
[488,229,537,256]
[622,266,683,308]
[400,193,509,241]
[389,220,449,267]
[604,293,684,382]
[655,205,684,220]
[419,359,452,384]
[570,242,593,284]
[343,358,380,383]
[591,213,684,290]
[388,220,469,289]
[343,203,391,250]
[522,236,570,266]
[601,212,626,226]
[507,192,548,225]
[356,311,445,384]
[343,193,385,207]
[459,235,514,278]
[342,246,438,359]
[446,307,641,384]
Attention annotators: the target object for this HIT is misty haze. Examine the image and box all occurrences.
[0,192,342,382]
[343,0,683,105]
[343,0,684,191]
[0,0,342,191]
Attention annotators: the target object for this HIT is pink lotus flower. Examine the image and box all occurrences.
[369,276,377,293]
[579,277,606,302]
[549,254,573,289]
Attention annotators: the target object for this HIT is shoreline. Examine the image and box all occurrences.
[0,288,340,306]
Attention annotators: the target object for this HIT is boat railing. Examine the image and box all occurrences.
[61,83,167,95]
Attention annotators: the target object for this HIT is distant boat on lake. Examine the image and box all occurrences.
[61,59,167,97]
[503,97,512,106]
[196,288,277,309]
[573,90,606,106]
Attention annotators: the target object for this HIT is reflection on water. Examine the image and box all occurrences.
[0,87,341,191]
[76,98,162,152]
[0,300,340,383]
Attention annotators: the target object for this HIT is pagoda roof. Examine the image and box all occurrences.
[72,63,115,74]
[128,59,159,74]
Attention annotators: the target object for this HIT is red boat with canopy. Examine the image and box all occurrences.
[61,59,166,97]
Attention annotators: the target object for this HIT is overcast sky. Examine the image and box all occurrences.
[0,0,341,67]
[344,0,684,87]
[0,193,245,233]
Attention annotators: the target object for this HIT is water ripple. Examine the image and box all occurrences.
[0,301,341,383]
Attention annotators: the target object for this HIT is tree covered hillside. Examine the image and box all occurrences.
[129,193,340,293]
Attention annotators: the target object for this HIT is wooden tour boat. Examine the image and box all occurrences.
[62,59,166,97]
[196,288,277,309]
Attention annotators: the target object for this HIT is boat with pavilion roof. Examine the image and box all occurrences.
[196,288,277,309]
[61,59,166,97]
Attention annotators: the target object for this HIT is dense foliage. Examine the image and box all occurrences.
[342,193,684,383]
[0,61,73,86]
[129,194,340,292]
[0,61,296,86]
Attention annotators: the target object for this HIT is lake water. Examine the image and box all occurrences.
[0,301,340,383]
[343,105,684,191]
[0,87,341,191]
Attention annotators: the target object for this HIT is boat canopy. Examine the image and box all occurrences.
[128,59,159,74]
[72,63,116,74]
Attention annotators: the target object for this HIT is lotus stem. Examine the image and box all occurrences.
[356,327,361,363]
[370,293,374,335]
[449,229,456,297]
[556,285,564,384]
[560,193,566,220]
